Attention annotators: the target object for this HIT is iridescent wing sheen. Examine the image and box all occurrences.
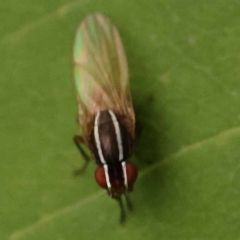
[73,13,135,140]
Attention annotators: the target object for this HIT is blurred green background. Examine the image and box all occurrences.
[1,0,240,239]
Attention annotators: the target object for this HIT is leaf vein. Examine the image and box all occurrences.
[9,125,240,239]
[0,1,82,45]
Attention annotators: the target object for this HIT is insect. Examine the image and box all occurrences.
[73,13,138,222]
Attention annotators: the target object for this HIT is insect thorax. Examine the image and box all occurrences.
[89,109,133,166]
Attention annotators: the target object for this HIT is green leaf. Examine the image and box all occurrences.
[1,1,240,240]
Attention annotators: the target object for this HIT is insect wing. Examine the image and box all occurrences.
[73,13,135,138]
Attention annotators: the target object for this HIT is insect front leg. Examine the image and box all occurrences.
[116,197,126,224]
[125,193,133,212]
[73,135,91,175]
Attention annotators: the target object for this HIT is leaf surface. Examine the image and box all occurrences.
[1,1,240,239]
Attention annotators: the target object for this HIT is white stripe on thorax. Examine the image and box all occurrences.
[103,164,111,189]
[94,111,106,165]
[122,161,128,188]
[108,110,123,161]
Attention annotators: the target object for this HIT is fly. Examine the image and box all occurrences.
[73,13,138,222]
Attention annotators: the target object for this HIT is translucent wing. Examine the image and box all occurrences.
[73,13,135,139]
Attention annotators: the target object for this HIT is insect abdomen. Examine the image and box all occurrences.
[90,110,132,166]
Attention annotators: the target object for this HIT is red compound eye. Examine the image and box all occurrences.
[126,162,138,186]
[95,167,108,189]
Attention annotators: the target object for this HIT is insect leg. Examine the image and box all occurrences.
[125,193,133,212]
[73,135,91,175]
[116,197,126,224]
